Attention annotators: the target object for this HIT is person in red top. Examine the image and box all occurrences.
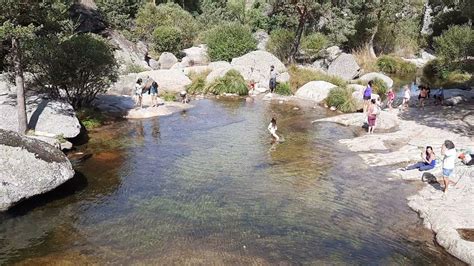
[386,88,395,110]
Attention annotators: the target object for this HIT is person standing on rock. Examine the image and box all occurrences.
[401,85,411,111]
[268,117,280,142]
[386,88,395,110]
[269,65,278,93]
[150,81,159,107]
[441,140,456,194]
[134,78,144,108]
[418,85,428,110]
[363,80,373,113]
[367,99,378,134]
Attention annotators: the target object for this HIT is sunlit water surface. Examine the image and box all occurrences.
[0,99,461,265]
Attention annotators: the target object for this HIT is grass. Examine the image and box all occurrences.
[372,78,388,101]
[288,65,346,93]
[205,70,248,96]
[162,92,177,102]
[186,70,210,95]
[325,86,357,113]
[376,55,416,75]
[77,108,106,130]
[122,63,148,74]
[352,46,377,73]
[275,82,292,95]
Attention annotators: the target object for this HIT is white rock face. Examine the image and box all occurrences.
[328,53,360,81]
[0,74,14,95]
[183,66,210,76]
[208,61,231,70]
[139,69,191,93]
[0,95,81,138]
[253,30,269,51]
[181,45,210,67]
[324,46,342,61]
[158,52,178,69]
[108,73,138,95]
[295,81,337,102]
[358,72,394,88]
[0,129,75,211]
[108,30,151,71]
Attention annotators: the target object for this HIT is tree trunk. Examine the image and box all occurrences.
[367,26,377,59]
[290,16,306,63]
[12,38,28,134]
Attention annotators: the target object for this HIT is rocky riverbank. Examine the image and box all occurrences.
[313,102,474,264]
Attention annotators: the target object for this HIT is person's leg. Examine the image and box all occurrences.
[418,164,434,171]
[406,162,423,170]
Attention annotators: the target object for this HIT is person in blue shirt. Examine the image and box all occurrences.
[402,146,436,171]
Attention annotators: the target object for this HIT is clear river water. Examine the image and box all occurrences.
[0,98,462,265]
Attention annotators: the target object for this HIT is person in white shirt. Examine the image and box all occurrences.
[134,78,144,108]
[268,117,280,142]
[441,140,456,193]
[401,85,410,111]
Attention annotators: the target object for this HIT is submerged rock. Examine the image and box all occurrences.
[0,129,75,211]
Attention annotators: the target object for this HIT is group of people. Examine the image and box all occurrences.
[362,80,381,134]
[134,77,159,108]
[401,140,473,194]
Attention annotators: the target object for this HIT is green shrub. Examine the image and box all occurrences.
[266,29,295,63]
[123,63,148,74]
[152,26,183,54]
[96,0,144,29]
[135,2,198,47]
[275,82,292,95]
[301,33,329,56]
[205,70,248,96]
[206,23,257,61]
[186,70,210,95]
[288,65,346,93]
[162,92,176,102]
[376,55,416,75]
[326,86,357,113]
[434,25,474,71]
[372,78,388,101]
[77,108,106,130]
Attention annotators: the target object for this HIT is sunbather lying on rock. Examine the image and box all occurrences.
[401,146,436,171]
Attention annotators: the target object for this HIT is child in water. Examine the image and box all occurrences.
[268,118,280,142]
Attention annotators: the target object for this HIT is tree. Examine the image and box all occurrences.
[0,1,69,134]
[434,25,473,71]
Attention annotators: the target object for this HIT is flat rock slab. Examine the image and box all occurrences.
[0,129,74,211]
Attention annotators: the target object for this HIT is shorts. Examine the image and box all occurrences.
[150,88,158,95]
[367,115,376,126]
[443,168,453,177]
[269,78,277,90]
[363,95,371,100]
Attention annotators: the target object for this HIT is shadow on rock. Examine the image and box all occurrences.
[421,172,443,191]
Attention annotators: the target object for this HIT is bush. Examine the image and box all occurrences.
[326,86,357,113]
[186,70,210,95]
[135,2,198,47]
[266,29,294,63]
[162,92,176,102]
[434,25,474,71]
[123,63,148,74]
[376,55,416,75]
[372,78,388,101]
[77,108,106,130]
[28,34,118,109]
[206,23,257,61]
[301,33,329,56]
[422,59,473,87]
[288,65,346,93]
[152,26,183,54]
[205,70,248,95]
[275,82,292,95]
[96,0,144,29]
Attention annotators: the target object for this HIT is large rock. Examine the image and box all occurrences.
[314,110,399,131]
[69,3,106,34]
[295,81,337,102]
[328,53,360,81]
[107,30,150,72]
[157,52,178,69]
[253,30,269,51]
[0,73,14,95]
[323,46,342,62]
[358,72,394,88]
[0,95,81,138]
[139,69,191,93]
[0,129,75,211]
[208,61,231,70]
[181,45,209,67]
[108,73,138,95]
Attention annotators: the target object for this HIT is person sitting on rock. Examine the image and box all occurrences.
[268,117,280,142]
[134,78,144,108]
[269,65,278,93]
[434,88,444,105]
[180,91,189,104]
[401,146,436,171]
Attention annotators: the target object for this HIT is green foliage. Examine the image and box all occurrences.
[205,70,248,96]
[422,59,473,87]
[431,10,469,38]
[266,29,295,62]
[434,25,473,71]
[162,92,177,102]
[205,23,256,61]
[375,17,421,56]
[326,86,357,113]
[275,82,292,95]
[301,33,329,56]
[186,70,210,95]
[372,78,388,101]
[376,55,416,75]
[96,0,144,29]
[28,33,118,109]
[288,65,346,93]
[135,2,198,48]
[152,26,183,54]
[77,108,106,130]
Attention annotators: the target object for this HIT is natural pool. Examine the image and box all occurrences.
[0,98,461,264]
